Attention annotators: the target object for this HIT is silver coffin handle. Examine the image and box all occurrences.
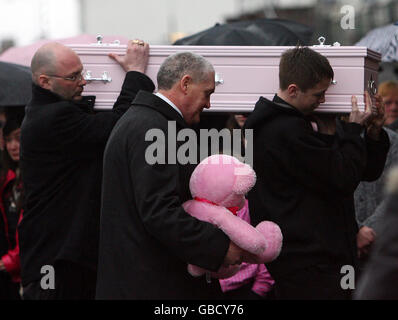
[368,75,377,96]
[84,71,112,83]
[215,73,224,86]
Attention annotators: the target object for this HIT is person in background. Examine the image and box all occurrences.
[0,107,6,153]
[225,113,249,159]
[379,81,398,130]
[354,127,398,267]
[355,166,398,299]
[0,112,24,299]
[354,81,398,272]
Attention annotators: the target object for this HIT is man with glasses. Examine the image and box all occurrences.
[19,40,155,299]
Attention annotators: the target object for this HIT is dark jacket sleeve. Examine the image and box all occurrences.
[127,117,230,272]
[51,71,154,154]
[361,128,390,182]
[112,71,155,114]
[272,118,368,196]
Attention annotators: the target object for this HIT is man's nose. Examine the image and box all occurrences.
[9,140,18,149]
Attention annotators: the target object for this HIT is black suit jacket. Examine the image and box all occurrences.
[19,71,155,286]
[95,91,230,299]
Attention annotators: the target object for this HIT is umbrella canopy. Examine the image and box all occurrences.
[356,21,398,62]
[0,61,32,107]
[0,34,130,67]
[174,18,313,46]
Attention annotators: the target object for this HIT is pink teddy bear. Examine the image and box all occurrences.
[183,154,283,279]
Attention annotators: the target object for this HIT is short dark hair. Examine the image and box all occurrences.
[279,47,334,92]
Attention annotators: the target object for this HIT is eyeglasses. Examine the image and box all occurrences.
[46,71,85,82]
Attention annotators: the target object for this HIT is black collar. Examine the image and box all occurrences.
[273,94,297,109]
[30,83,96,111]
[132,91,188,128]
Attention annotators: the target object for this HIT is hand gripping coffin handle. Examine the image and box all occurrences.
[84,70,112,83]
[368,75,377,96]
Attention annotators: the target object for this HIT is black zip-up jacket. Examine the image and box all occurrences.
[244,95,390,279]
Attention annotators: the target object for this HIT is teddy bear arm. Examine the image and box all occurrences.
[212,207,267,256]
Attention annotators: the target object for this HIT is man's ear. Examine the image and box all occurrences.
[287,84,299,98]
[180,75,192,94]
[37,74,52,90]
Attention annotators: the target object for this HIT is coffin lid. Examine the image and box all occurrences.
[68,44,381,61]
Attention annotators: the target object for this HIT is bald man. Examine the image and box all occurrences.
[19,41,155,299]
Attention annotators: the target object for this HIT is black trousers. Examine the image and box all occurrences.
[22,260,97,300]
[221,281,270,300]
[0,272,21,300]
[272,265,353,300]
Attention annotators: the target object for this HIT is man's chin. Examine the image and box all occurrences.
[309,104,320,113]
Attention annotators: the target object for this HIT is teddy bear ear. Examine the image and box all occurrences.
[232,164,256,195]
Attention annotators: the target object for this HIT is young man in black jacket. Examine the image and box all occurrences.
[244,47,389,300]
[19,40,155,299]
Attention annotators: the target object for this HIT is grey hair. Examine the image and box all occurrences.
[157,52,214,90]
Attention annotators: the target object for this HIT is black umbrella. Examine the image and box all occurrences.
[174,18,313,46]
[0,61,32,107]
[235,18,313,45]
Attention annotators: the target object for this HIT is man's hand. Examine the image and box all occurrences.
[365,92,386,140]
[350,94,373,126]
[222,241,243,267]
[0,259,5,271]
[109,39,150,73]
[357,225,376,258]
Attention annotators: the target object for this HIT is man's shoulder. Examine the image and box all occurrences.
[129,103,168,122]
[128,95,184,128]
[27,99,78,117]
[258,110,308,133]
[114,104,170,136]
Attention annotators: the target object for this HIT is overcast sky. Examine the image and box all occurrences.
[1,0,321,46]
[1,0,80,46]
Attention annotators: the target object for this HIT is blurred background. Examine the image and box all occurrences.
[1,0,397,49]
[1,0,398,82]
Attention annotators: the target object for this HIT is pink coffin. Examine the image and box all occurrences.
[68,44,381,113]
